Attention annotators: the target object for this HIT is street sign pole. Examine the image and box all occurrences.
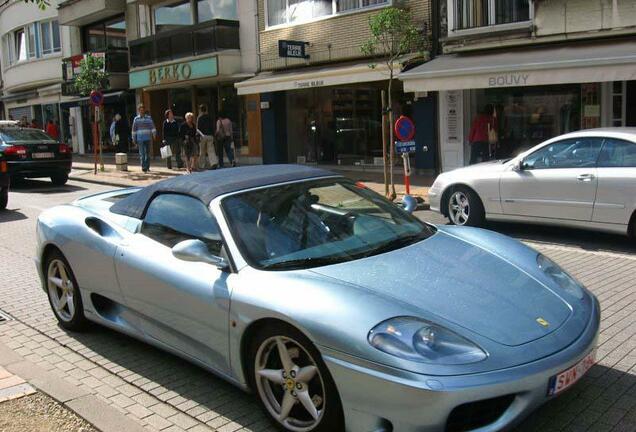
[402,152,411,195]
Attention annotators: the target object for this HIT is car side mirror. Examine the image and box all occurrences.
[512,159,524,172]
[172,239,229,270]
[401,195,417,214]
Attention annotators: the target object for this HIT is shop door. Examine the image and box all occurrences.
[500,137,602,221]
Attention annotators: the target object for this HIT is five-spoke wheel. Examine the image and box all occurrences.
[249,324,343,432]
[446,187,484,227]
[45,250,87,330]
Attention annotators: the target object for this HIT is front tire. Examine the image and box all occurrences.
[447,186,485,227]
[51,173,69,186]
[0,186,7,210]
[247,323,344,432]
[44,250,88,331]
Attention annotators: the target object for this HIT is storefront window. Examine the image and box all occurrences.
[286,85,383,165]
[196,0,238,22]
[154,0,193,33]
[469,84,582,159]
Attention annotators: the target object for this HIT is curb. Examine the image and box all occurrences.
[69,174,147,189]
[0,340,146,432]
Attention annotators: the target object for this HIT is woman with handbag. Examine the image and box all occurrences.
[468,104,497,164]
[179,112,199,174]
[162,109,182,170]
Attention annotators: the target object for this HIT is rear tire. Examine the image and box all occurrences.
[0,186,7,210]
[446,186,485,227]
[247,322,344,432]
[51,173,68,186]
[44,250,88,331]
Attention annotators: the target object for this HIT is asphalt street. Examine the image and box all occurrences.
[1,178,636,432]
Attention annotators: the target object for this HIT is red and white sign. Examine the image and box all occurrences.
[547,350,596,396]
[394,115,416,142]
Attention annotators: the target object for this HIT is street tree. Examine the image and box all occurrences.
[74,55,109,96]
[361,7,422,199]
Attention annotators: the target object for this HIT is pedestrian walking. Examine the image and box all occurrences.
[197,105,217,169]
[162,109,182,170]
[468,104,497,165]
[113,114,130,153]
[46,118,60,141]
[132,104,156,173]
[215,111,235,168]
[180,112,199,174]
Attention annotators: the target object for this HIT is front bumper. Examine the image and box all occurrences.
[428,188,442,214]
[8,159,71,178]
[323,297,600,432]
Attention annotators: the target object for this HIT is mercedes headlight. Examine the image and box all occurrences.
[537,254,584,299]
[368,317,487,365]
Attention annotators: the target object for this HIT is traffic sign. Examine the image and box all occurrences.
[396,140,416,154]
[394,115,415,142]
[90,90,104,106]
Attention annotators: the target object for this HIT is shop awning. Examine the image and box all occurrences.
[401,38,636,92]
[235,61,393,95]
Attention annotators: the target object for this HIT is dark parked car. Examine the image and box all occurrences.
[0,121,72,185]
[0,149,8,209]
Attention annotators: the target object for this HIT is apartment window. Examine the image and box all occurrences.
[83,16,126,51]
[14,29,27,62]
[39,20,61,55]
[267,0,388,27]
[28,24,37,58]
[196,0,238,22]
[154,0,193,33]
[453,0,529,31]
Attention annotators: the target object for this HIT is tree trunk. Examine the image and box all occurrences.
[388,68,396,201]
[381,90,389,197]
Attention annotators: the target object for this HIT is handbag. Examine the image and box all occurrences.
[160,143,172,159]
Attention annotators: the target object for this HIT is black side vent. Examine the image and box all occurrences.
[446,394,515,432]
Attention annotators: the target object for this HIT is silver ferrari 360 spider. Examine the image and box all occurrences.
[36,165,599,432]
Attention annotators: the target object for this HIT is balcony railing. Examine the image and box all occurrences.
[61,49,129,96]
[129,20,240,69]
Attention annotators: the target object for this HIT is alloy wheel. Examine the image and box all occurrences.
[47,259,76,322]
[255,336,326,432]
[449,191,470,225]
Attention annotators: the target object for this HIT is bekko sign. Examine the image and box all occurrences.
[129,56,218,89]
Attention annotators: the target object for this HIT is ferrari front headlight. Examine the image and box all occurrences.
[537,254,584,299]
[368,317,487,365]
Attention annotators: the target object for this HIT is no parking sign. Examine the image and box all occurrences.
[394,115,415,142]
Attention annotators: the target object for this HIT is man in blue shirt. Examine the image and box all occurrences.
[132,104,156,173]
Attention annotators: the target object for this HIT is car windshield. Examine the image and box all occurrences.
[222,179,436,270]
[0,129,55,143]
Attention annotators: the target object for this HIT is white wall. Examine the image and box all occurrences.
[535,0,636,36]
[0,0,63,93]
[237,0,258,74]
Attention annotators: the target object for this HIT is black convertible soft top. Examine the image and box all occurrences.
[110,164,340,219]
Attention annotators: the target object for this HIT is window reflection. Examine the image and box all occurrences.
[154,0,193,33]
[196,0,238,22]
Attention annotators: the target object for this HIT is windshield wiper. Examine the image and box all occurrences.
[359,232,427,258]
[261,255,351,271]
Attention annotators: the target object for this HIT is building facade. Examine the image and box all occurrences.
[236,0,435,170]
[0,0,68,130]
[57,0,260,159]
[58,0,133,154]
[401,0,636,172]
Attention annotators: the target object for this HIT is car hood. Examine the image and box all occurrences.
[309,227,572,347]
[446,159,510,176]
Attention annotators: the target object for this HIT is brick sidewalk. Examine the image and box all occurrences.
[71,154,432,201]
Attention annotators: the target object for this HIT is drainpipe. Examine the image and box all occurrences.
[431,0,440,59]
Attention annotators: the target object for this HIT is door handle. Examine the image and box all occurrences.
[577,174,595,182]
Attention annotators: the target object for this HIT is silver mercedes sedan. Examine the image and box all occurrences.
[429,128,636,236]
[36,165,599,432]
